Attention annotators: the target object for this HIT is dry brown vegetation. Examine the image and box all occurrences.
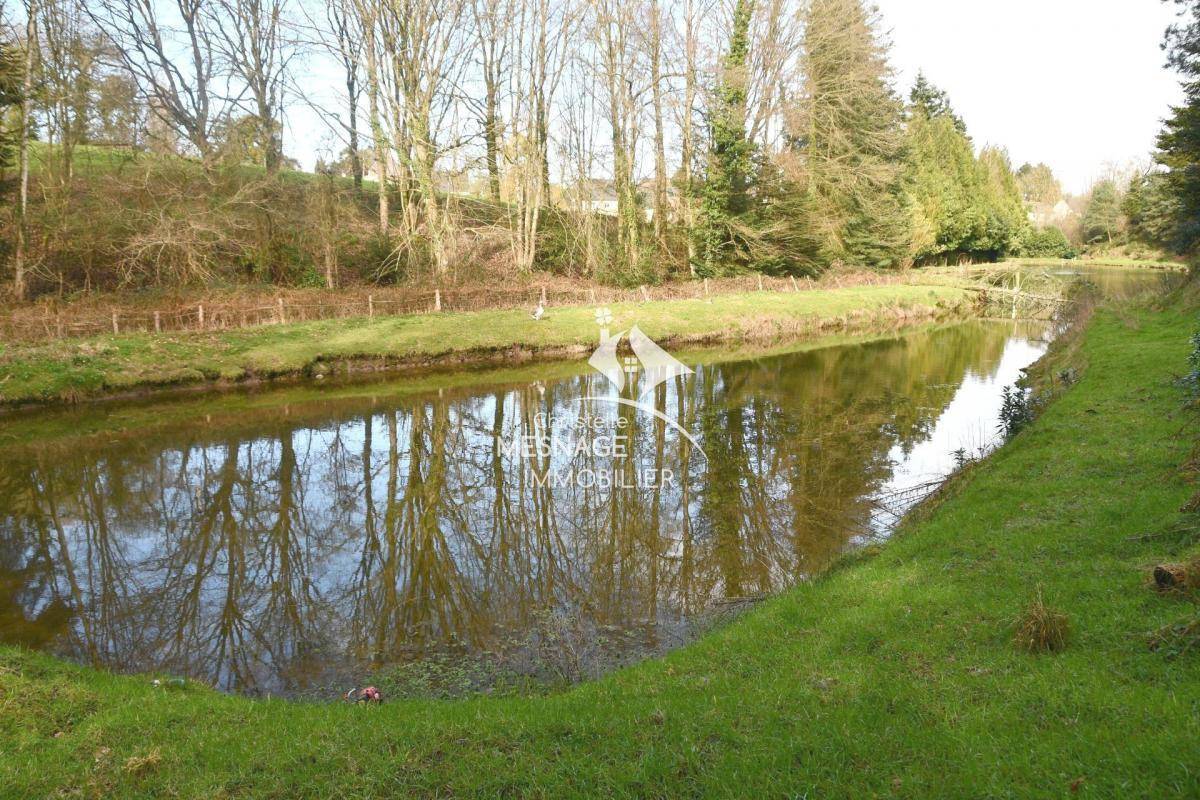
[1013,590,1070,654]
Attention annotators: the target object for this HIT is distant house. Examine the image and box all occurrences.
[1028,199,1075,228]
[570,178,682,222]
[636,180,683,222]
[574,179,622,216]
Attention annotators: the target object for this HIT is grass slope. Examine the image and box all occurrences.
[0,283,968,406]
[2,300,1199,798]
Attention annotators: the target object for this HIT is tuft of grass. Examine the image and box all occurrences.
[1012,589,1071,654]
[122,748,162,776]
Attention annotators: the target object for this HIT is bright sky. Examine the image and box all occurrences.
[877,0,1185,194]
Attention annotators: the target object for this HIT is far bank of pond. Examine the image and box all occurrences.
[0,281,977,406]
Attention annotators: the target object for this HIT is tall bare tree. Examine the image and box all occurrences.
[208,0,295,172]
[13,0,35,300]
[470,0,511,201]
[87,0,228,158]
[38,0,97,182]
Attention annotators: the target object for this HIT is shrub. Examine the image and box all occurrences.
[998,384,1036,439]
[1187,316,1200,395]
[1016,226,1077,259]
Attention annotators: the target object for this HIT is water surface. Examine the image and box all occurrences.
[0,318,1059,696]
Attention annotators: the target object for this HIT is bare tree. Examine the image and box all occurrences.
[590,0,643,270]
[470,0,512,201]
[645,0,667,248]
[326,0,362,188]
[13,0,35,300]
[378,0,472,277]
[87,0,228,158]
[351,0,388,233]
[37,0,98,182]
[208,0,295,172]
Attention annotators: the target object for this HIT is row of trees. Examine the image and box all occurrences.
[1,0,1041,298]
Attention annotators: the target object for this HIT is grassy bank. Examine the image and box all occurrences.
[0,282,970,406]
[2,295,1200,796]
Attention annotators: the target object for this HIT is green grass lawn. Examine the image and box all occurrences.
[0,282,970,406]
[2,295,1199,797]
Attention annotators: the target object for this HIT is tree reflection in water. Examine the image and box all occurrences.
[0,321,1047,695]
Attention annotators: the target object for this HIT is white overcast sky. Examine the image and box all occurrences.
[875,0,1184,194]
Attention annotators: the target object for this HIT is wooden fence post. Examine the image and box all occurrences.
[277,297,285,324]
[56,313,63,338]
[589,288,597,304]
[790,276,799,292]
[368,294,374,319]
[704,278,710,298]
[111,311,119,335]
[757,274,764,292]
[1011,270,1021,320]
[540,286,547,305]
[154,311,161,333]
[198,305,205,330]
[434,289,442,312]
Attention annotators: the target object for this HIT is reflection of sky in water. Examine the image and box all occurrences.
[0,321,1052,696]
[869,333,1047,533]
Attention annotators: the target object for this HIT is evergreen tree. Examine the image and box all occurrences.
[1080,180,1123,245]
[1016,226,1076,259]
[1123,171,1179,247]
[0,39,23,171]
[908,72,966,134]
[1157,0,1200,258]
[694,0,756,277]
[793,0,909,268]
[976,146,1029,258]
[905,104,983,263]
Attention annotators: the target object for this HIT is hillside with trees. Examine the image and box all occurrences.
[0,0,1062,302]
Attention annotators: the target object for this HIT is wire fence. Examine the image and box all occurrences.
[0,272,916,344]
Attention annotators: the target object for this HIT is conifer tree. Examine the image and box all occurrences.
[694,0,755,277]
[1081,180,1123,245]
[792,0,909,268]
[1157,0,1200,258]
[0,39,23,171]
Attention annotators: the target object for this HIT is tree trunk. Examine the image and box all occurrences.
[363,16,388,234]
[649,0,668,249]
[14,0,36,302]
[484,71,501,202]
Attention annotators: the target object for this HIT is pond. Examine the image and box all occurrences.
[0,266,1175,697]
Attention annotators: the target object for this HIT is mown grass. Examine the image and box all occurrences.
[0,282,969,406]
[2,295,1200,797]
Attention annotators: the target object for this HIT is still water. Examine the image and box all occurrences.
[0,318,1058,696]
